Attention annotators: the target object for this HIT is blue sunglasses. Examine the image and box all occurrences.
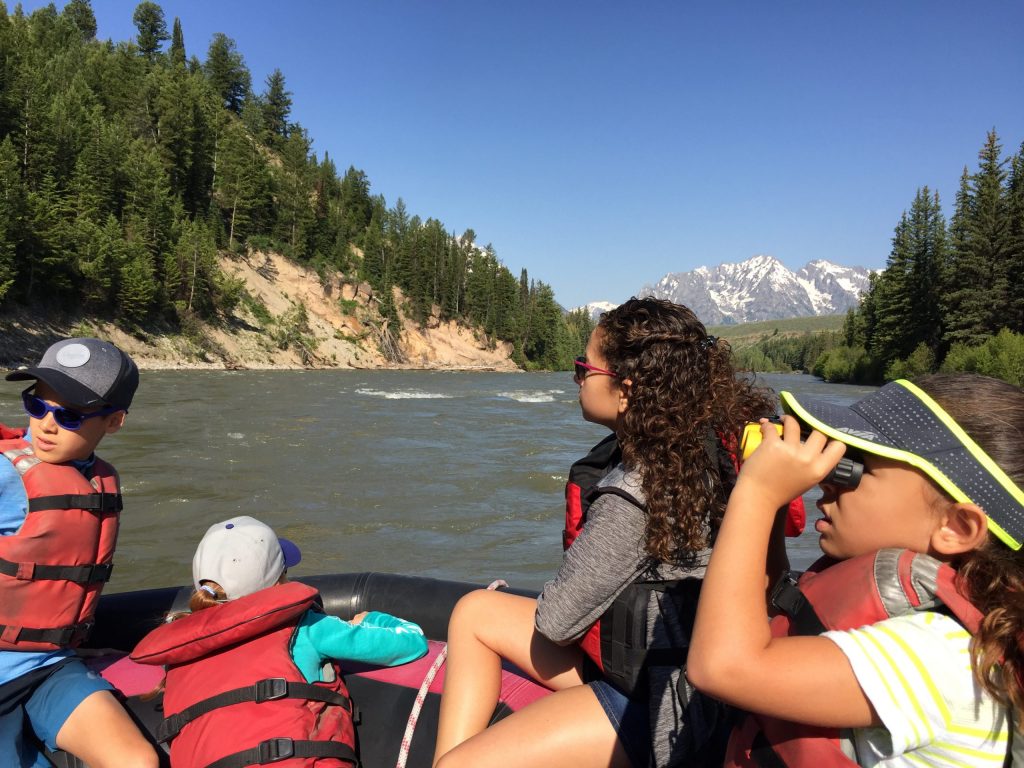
[21,387,122,431]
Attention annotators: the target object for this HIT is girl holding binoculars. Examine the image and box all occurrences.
[689,374,1024,767]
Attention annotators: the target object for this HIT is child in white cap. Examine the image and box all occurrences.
[132,515,427,768]
[689,374,1024,767]
[0,338,155,768]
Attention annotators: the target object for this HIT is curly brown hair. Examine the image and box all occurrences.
[597,297,776,562]
[913,374,1024,725]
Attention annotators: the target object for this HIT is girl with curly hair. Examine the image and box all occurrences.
[689,374,1024,766]
[433,297,779,768]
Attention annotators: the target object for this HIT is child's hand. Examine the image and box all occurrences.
[737,416,847,510]
[350,611,369,625]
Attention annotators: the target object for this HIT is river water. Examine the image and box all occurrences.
[0,371,875,593]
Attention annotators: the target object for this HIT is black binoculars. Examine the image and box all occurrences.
[739,420,863,490]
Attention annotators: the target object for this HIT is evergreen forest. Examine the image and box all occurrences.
[0,1,594,369]
[734,130,1024,387]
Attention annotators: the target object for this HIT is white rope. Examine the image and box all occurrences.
[395,578,509,768]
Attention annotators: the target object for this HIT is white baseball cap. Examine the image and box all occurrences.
[192,516,302,600]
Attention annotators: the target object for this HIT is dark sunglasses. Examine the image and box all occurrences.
[21,387,122,431]
[573,356,618,382]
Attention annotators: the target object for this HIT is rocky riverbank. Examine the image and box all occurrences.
[0,251,519,372]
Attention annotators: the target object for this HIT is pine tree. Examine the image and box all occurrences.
[969,130,1012,327]
[0,137,22,302]
[1005,144,1024,332]
[261,69,291,147]
[76,215,121,309]
[118,240,157,322]
[169,17,186,68]
[165,217,218,316]
[69,108,130,224]
[905,187,947,356]
[943,132,1011,346]
[275,127,314,257]
[132,2,167,62]
[869,212,914,366]
[153,66,193,199]
[63,0,96,41]
[339,166,372,242]
[204,33,250,114]
[213,120,270,249]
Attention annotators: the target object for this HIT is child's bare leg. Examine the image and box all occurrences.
[433,590,587,765]
[435,684,630,768]
[56,690,158,768]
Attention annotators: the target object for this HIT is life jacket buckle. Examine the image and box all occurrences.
[69,620,94,646]
[257,737,294,762]
[255,677,289,703]
[770,571,806,617]
[88,562,114,583]
[15,561,35,580]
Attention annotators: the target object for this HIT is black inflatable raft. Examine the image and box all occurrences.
[46,573,546,768]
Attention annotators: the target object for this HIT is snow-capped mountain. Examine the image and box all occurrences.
[638,255,873,325]
[571,301,618,322]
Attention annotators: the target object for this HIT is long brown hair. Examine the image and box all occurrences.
[915,374,1024,724]
[597,297,776,562]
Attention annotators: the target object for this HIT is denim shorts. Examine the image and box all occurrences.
[589,679,650,768]
[0,657,114,763]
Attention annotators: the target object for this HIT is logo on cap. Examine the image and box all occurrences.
[55,344,92,369]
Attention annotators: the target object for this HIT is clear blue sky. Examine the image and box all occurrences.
[27,1,1024,309]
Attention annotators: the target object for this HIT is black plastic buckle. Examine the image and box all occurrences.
[255,677,288,703]
[68,620,94,646]
[769,571,805,617]
[257,738,295,763]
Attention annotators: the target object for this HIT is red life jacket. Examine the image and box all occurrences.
[131,581,357,768]
[724,548,984,768]
[0,425,122,651]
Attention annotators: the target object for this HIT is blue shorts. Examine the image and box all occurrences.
[590,679,650,768]
[0,657,114,765]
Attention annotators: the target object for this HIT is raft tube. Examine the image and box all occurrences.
[46,573,548,768]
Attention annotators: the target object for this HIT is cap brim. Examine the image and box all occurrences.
[781,381,1024,551]
[780,391,903,460]
[6,368,105,409]
[279,538,302,568]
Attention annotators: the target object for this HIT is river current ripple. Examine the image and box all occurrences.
[0,371,875,593]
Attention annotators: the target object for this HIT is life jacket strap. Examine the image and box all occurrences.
[0,557,113,583]
[0,620,93,647]
[157,677,352,743]
[585,485,646,510]
[28,493,123,514]
[750,730,789,768]
[204,737,358,768]
[770,571,826,636]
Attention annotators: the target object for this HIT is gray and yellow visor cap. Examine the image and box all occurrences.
[780,379,1024,551]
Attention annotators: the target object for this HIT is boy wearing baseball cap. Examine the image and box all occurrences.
[0,338,156,767]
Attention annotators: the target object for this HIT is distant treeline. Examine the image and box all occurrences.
[0,1,592,368]
[734,130,1024,387]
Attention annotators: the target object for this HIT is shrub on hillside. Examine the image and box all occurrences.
[812,345,872,383]
[940,329,1024,386]
[885,343,936,381]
